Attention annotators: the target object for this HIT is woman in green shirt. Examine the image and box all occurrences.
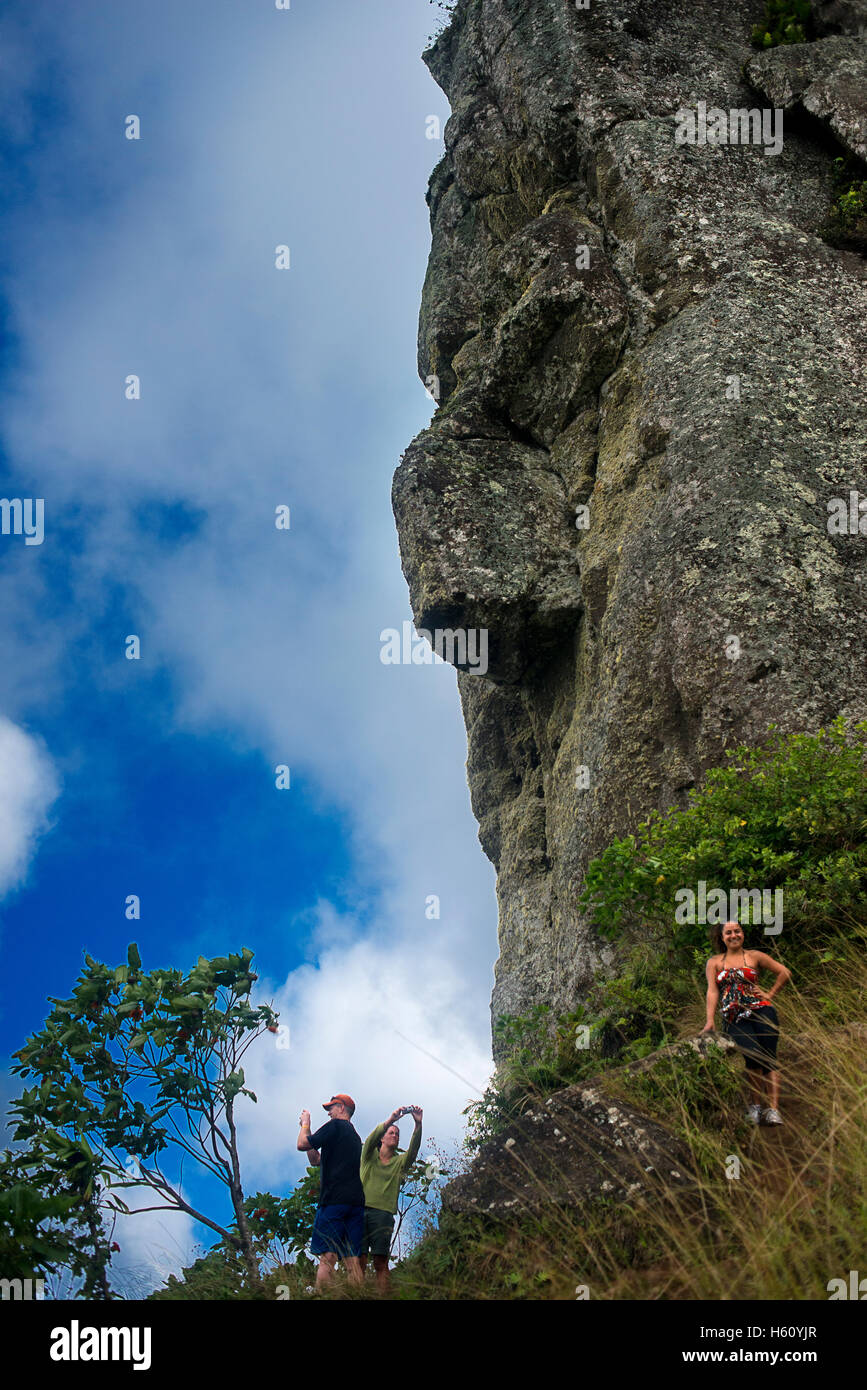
[359,1103,422,1291]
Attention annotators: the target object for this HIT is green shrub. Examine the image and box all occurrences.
[579,718,867,970]
[751,0,814,47]
[462,1003,602,1153]
[823,156,867,253]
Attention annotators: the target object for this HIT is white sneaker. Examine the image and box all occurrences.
[762,1107,784,1125]
[746,1103,762,1124]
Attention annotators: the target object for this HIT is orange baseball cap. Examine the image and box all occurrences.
[322,1093,355,1115]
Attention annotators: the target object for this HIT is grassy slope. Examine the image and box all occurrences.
[383,940,867,1301]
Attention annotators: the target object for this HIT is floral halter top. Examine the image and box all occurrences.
[716,963,773,1025]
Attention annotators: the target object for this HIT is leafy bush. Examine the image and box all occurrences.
[579,718,867,967]
[823,156,867,253]
[0,1148,103,1293]
[147,1172,322,1301]
[148,1248,255,1301]
[751,0,814,47]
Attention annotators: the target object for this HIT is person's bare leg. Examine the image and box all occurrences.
[747,1070,762,1105]
[359,1254,368,1278]
[344,1255,363,1286]
[316,1252,337,1289]
[372,1255,390,1293]
[767,1069,780,1110]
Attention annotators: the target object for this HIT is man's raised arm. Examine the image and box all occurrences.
[297,1107,320,1163]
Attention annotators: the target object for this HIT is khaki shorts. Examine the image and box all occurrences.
[362,1207,395,1257]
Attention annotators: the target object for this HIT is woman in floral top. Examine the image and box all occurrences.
[702,919,791,1125]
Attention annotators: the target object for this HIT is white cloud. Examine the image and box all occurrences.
[0,0,497,1231]
[237,910,495,1196]
[0,716,58,899]
[41,1173,201,1300]
[104,1188,199,1301]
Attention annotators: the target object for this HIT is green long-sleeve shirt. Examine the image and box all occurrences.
[360,1122,422,1214]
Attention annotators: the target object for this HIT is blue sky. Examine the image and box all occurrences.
[0,0,496,1293]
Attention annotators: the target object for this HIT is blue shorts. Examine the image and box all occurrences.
[310,1203,364,1258]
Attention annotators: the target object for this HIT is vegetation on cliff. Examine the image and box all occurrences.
[751,0,815,48]
[396,973,865,1300]
[824,156,867,252]
[462,720,867,1149]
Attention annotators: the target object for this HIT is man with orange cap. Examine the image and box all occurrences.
[297,1093,364,1287]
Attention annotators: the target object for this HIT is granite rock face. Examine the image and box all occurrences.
[746,35,867,159]
[442,1034,735,1219]
[442,1081,696,1218]
[393,0,867,1047]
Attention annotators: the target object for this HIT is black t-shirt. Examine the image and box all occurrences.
[308,1118,364,1207]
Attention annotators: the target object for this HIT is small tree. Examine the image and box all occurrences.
[9,943,278,1291]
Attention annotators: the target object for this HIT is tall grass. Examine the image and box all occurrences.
[393,934,867,1300]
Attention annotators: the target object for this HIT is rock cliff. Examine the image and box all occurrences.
[441,1034,729,1219]
[393,0,867,1045]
